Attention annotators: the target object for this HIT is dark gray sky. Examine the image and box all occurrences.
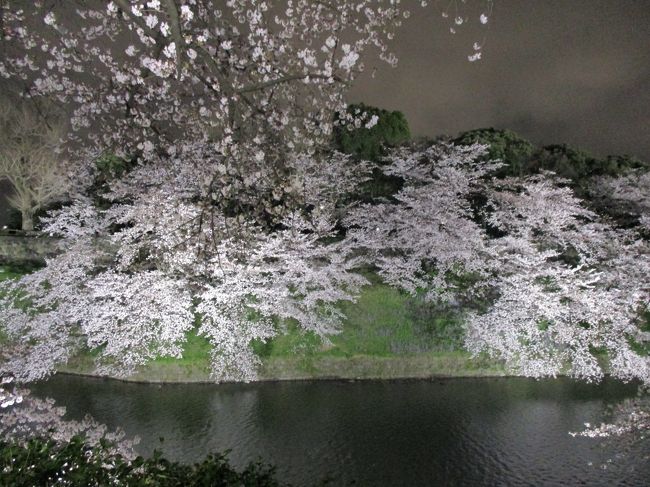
[349,0,650,160]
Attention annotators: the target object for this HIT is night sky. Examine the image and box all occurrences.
[350,0,650,160]
[1,1,649,226]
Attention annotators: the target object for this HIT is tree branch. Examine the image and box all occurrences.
[236,73,344,95]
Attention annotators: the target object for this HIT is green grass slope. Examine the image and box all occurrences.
[3,266,502,382]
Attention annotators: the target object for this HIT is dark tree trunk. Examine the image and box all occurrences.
[21,209,34,231]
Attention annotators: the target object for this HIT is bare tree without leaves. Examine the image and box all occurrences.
[0,98,69,231]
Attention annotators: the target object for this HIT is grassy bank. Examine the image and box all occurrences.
[61,353,504,383]
[61,278,504,382]
[2,266,504,383]
[0,266,27,281]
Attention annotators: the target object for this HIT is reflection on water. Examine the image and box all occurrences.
[31,376,649,486]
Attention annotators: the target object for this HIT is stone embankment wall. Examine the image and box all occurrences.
[0,231,62,266]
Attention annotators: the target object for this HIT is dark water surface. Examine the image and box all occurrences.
[31,375,649,486]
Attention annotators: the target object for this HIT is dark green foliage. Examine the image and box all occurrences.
[250,336,275,358]
[455,128,648,183]
[251,319,322,362]
[406,299,465,352]
[597,154,648,176]
[0,261,44,275]
[531,144,603,185]
[531,146,649,228]
[0,436,288,487]
[467,191,506,238]
[454,128,535,177]
[334,103,411,162]
[534,275,562,293]
[334,104,410,202]
[628,307,650,356]
[456,128,650,231]
[95,153,134,181]
[90,153,138,213]
[357,167,404,202]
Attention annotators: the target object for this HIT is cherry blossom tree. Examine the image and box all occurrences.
[0,0,493,181]
[0,375,138,459]
[0,0,495,383]
[0,149,372,383]
[344,142,501,301]
[345,143,648,386]
[465,173,650,384]
[0,0,407,383]
[1,0,410,198]
[347,147,649,449]
[589,170,650,231]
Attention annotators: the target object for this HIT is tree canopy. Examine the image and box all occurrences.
[0,0,647,462]
[334,103,411,162]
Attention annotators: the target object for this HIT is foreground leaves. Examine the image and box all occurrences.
[0,436,287,487]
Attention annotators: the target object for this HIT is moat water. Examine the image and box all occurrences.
[32,375,649,486]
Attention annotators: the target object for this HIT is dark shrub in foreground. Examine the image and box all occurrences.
[0,437,288,487]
